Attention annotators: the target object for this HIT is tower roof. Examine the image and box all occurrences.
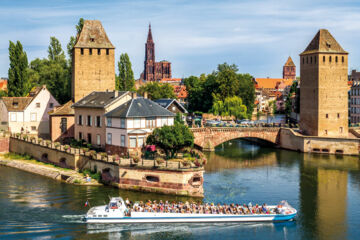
[301,29,347,55]
[74,20,115,49]
[284,56,295,66]
[147,23,153,42]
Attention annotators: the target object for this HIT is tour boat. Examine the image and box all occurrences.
[84,197,297,223]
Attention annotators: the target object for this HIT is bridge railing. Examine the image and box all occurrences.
[193,123,299,129]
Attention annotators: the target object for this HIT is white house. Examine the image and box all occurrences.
[0,85,59,137]
[105,97,175,155]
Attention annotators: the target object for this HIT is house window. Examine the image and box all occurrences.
[89,48,92,55]
[78,115,83,125]
[50,103,54,108]
[121,135,125,147]
[30,113,37,122]
[10,113,16,122]
[79,132,82,140]
[107,133,112,145]
[146,117,155,128]
[138,137,144,147]
[87,115,92,126]
[106,49,109,55]
[134,118,141,128]
[87,133,92,143]
[81,48,84,55]
[107,118,112,127]
[31,126,36,131]
[61,118,67,133]
[120,118,125,128]
[129,137,136,148]
[97,134,101,146]
[96,116,101,127]
[98,49,101,55]
[36,103,40,108]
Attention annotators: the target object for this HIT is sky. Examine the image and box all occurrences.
[1,0,360,79]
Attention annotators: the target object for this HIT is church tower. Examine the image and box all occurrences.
[144,24,155,81]
[72,20,115,102]
[283,56,296,80]
[299,29,348,137]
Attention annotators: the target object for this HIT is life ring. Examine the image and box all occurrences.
[111,206,118,209]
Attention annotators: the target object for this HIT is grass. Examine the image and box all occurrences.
[80,169,101,182]
[3,152,72,171]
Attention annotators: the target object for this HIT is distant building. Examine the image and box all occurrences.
[0,85,59,137]
[48,101,75,143]
[105,97,175,156]
[300,29,348,137]
[349,70,360,124]
[141,24,172,82]
[283,56,296,80]
[153,98,188,120]
[72,20,115,103]
[72,91,131,148]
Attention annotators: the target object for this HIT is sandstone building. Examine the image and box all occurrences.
[300,29,348,137]
[141,24,172,81]
[283,56,296,80]
[72,20,115,103]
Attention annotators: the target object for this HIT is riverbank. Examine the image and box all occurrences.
[0,154,102,186]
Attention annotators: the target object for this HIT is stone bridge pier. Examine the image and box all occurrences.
[191,127,281,151]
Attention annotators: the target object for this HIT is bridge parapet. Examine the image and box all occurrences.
[191,127,281,151]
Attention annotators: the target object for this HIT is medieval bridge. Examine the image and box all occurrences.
[191,127,281,151]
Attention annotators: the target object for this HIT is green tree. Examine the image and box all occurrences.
[236,73,255,118]
[213,63,239,101]
[48,37,65,61]
[67,18,84,60]
[8,41,31,96]
[211,96,247,120]
[146,122,194,159]
[137,82,176,100]
[116,53,135,91]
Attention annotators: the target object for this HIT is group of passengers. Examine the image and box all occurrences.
[124,198,282,215]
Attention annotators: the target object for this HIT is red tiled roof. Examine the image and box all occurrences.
[254,78,294,89]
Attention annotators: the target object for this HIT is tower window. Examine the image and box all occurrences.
[89,48,92,55]
[326,114,328,118]
[81,48,84,55]
[98,49,101,55]
[323,56,325,62]
[329,56,332,62]
[335,56,338,62]
[337,113,340,118]
[342,56,344,63]
[340,127,343,133]
[106,49,109,55]
[325,130,328,135]
[310,56,312,64]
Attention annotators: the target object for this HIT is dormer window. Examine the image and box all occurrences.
[90,37,95,42]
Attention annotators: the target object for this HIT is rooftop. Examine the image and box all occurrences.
[74,20,115,49]
[105,97,175,118]
[301,29,347,55]
[254,78,294,89]
[49,100,74,116]
[2,85,47,111]
[72,91,129,108]
[153,98,188,113]
[284,56,295,67]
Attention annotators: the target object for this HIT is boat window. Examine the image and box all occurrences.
[193,177,201,182]
[104,215,107,217]
[146,175,159,182]
[98,215,102,217]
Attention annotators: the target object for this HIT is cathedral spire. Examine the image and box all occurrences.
[147,23,153,42]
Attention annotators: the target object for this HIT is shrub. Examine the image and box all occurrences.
[99,152,107,160]
[16,133,20,138]
[22,135,28,140]
[82,147,89,152]
[132,157,140,163]
[30,136,36,141]
[54,142,60,148]
[38,138,43,143]
[64,145,70,150]
[45,140,51,146]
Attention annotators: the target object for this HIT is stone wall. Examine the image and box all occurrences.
[280,128,359,155]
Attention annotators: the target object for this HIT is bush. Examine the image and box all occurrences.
[99,152,107,160]
[54,142,60,148]
[132,157,140,163]
[64,145,70,150]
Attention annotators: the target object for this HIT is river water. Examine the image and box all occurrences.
[1,140,360,240]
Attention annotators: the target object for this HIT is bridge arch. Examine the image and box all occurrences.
[191,127,280,151]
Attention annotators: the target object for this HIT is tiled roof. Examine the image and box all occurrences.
[72,91,129,108]
[254,78,294,89]
[105,97,175,118]
[74,20,115,49]
[0,79,7,90]
[160,78,181,83]
[173,85,188,99]
[2,97,32,111]
[49,100,74,116]
[153,98,188,113]
[284,56,295,66]
[301,29,347,55]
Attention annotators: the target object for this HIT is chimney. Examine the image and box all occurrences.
[131,92,137,99]
[143,91,148,99]
[114,90,118,98]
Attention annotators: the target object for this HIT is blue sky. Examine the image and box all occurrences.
[1,0,360,79]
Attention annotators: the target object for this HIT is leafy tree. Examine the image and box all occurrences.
[212,63,239,102]
[146,122,194,159]
[175,112,185,124]
[236,73,255,118]
[116,53,135,91]
[137,82,176,100]
[48,37,65,61]
[211,96,247,120]
[0,90,7,97]
[285,81,299,115]
[8,41,31,96]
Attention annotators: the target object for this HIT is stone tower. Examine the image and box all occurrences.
[283,56,296,80]
[72,20,115,102]
[299,29,348,137]
[144,24,155,81]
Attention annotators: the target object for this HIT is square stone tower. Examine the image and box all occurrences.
[72,20,115,102]
[300,29,348,137]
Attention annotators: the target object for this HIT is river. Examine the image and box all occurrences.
[1,139,360,240]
